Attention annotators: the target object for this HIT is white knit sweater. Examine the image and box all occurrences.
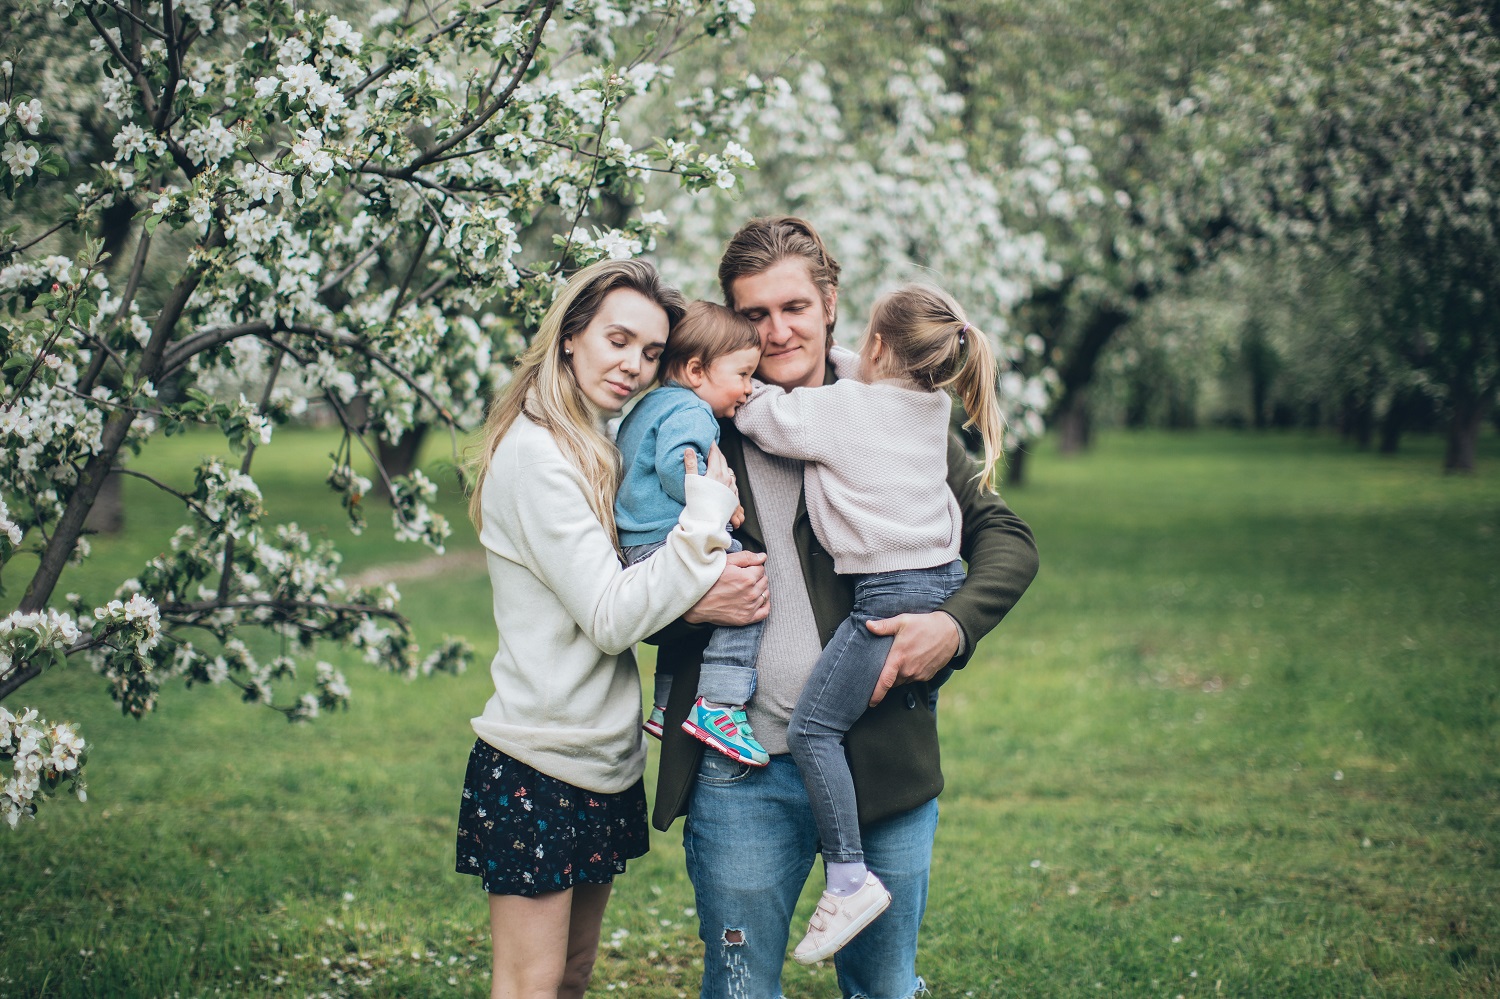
[472,415,737,793]
[734,346,962,575]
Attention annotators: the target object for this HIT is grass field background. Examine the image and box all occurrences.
[2,428,1497,997]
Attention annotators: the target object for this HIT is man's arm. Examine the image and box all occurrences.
[865,434,1039,705]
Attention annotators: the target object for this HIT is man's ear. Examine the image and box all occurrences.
[824,287,840,337]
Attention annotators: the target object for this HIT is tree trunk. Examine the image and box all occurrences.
[1055,396,1092,455]
[83,469,125,534]
[1379,386,1417,455]
[374,423,431,499]
[1048,308,1128,450]
[1443,398,1487,473]
[1342,390,1375,449]
[1004,446,1028,488]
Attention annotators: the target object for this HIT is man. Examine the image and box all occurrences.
[649,216,1039,998]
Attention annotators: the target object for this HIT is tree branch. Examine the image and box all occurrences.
[399,0,559,175]
[110,466,209,518]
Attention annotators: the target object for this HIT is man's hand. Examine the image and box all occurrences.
[683,550,769,626]
[864,611,962,707]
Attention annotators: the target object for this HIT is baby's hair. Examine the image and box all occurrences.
[659,300,762,382]
[866,284,1007,492]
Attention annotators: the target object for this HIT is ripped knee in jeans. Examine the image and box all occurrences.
[719,927,750,998]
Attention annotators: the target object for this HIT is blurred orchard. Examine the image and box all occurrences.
[2,0,1496,825]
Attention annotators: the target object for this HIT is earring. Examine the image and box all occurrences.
[564,348,573,356]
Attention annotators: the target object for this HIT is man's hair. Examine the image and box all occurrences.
[660,300,761,382]
[717,215,842,338]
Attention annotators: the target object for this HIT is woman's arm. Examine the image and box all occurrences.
[489,441,739,655]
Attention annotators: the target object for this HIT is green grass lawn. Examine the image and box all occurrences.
[3,428,1497,997]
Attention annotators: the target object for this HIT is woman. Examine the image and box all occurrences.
[458,258,742,998]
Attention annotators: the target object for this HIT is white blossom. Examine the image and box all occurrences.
[2,141,39,177]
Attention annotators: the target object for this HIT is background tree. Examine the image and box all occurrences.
[1193,0,1500,471]
[0,0,757,826]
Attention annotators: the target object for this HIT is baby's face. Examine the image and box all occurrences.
[696,346,763,418]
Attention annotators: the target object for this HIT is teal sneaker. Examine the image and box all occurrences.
[643,705,666,739]
[681,697,770,767]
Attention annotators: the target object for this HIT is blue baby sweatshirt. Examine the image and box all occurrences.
[614,384,720,547]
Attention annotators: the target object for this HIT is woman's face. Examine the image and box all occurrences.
[564,288,669,414]
[729,257,837,391]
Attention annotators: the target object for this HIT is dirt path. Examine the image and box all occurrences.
[344,549,486,589]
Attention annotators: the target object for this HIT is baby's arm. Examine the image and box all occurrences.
[653,407,722,506]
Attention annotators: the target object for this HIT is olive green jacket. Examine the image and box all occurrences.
[648,388,1039,832]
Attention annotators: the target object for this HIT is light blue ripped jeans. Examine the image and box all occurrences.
[684,752,937,999]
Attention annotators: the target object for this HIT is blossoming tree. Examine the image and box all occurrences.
[0,0,757,827]
[1189,0,1500,471]
[649,56,1067,459]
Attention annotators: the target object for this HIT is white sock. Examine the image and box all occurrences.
[826,861,868,897]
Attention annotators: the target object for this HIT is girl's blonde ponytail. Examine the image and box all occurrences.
[948,322,1005,492]
[866,284,1007,493]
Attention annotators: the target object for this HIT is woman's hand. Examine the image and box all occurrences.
[682,444,738,500]
[683,550,769,626]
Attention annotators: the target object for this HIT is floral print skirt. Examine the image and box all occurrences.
[455,739,648,897]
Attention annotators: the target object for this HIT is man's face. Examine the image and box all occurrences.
[729,258,837,390]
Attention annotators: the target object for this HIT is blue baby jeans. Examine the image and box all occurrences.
[622,537,765,705]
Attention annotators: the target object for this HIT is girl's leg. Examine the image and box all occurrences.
[488,883,611,999]
[788,564,967,870]
[786,612,887,868]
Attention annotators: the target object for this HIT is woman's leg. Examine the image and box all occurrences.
[488,883,611,999]
[561,882,612,999]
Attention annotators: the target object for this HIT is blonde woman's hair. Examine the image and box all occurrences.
[718,215,842,341]
[866,284,1007,492]
[467,259,687,542]
[660,301,762,382]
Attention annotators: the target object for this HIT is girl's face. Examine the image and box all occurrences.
[686,345,763,418]
[564,288,669,414]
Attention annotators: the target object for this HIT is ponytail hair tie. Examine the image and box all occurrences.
[958,321,970,346]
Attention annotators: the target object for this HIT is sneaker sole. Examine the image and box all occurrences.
[793,891,892,965]
[680,720,769,767]
[642,719,664,739]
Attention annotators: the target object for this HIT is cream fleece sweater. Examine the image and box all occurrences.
[734,346,962,575]
[472,415,737,793]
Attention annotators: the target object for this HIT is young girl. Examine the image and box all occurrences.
[614,300,771,766]
[459,259,741,998]
[733,282,1006,965]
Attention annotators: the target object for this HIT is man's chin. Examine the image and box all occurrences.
[759,358,820,390]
